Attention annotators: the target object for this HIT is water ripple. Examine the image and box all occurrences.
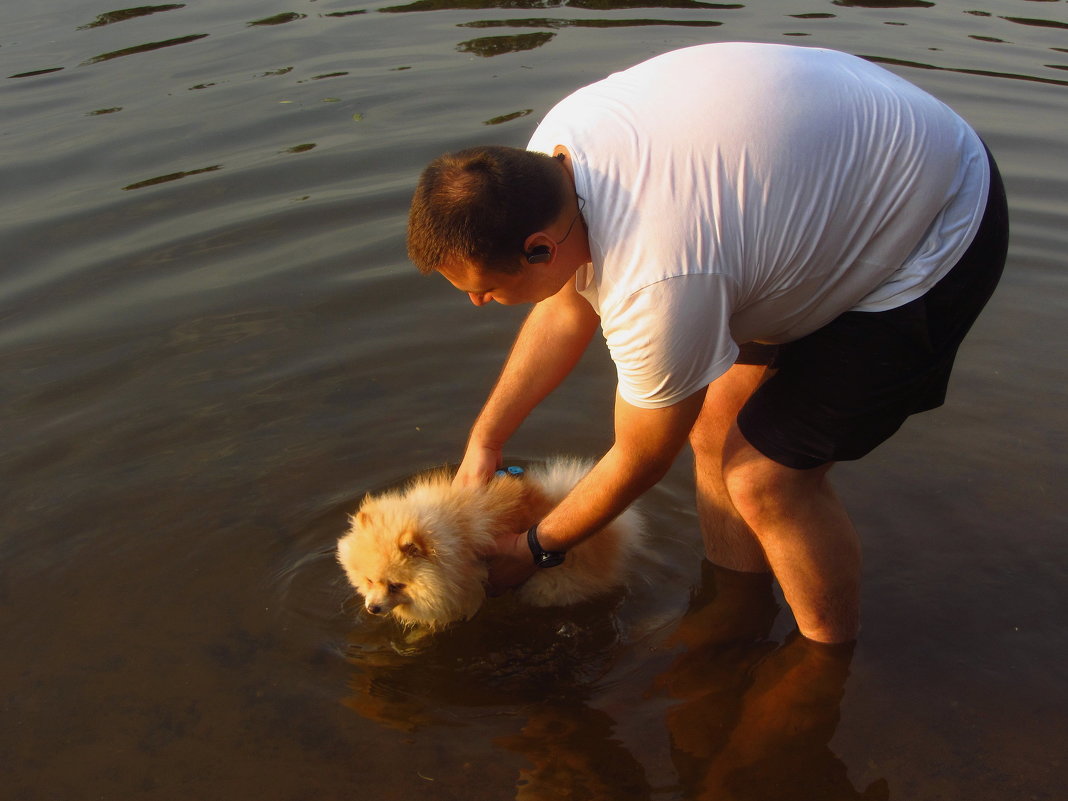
[81,32,209,65]
[865,53,1068,88]
[1,2,1066,797]
[461,16,723,28]
[7,67,65,78]
[1000,15,1068,31]
[247,12,307,26]
[122,164,223,191]
[76,4,187,30]
[458,31,555,56]
[382,0,740,11]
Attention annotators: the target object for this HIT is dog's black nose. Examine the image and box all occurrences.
[367,605,383,615]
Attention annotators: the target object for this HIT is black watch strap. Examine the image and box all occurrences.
[527,524,566,568]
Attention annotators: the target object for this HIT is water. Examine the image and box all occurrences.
[2,1,1066,798]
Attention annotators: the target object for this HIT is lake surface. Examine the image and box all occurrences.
[2,0,1066,799]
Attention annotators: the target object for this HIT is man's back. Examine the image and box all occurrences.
[527,43,991,407]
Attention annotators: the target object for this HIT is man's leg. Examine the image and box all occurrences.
[690,364,861,643]
[722,427,861,644]
[689,362,771,573]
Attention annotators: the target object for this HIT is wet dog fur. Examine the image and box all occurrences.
[336,457,647,628]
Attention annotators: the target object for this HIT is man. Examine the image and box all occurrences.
[406,43,1008,643]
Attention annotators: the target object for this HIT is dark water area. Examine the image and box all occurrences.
[2,0,1066,798]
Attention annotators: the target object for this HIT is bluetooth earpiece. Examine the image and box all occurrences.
[526,245,552,265]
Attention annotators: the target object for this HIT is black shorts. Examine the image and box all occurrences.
[735,146,1009,470]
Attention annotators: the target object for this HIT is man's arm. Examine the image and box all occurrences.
[486,386,707,591]
[454,278,601,486]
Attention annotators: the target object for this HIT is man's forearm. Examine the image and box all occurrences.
[533,443,670,550]
[467,288,599,451]
[534,388,708,551]
[484,440,668,594]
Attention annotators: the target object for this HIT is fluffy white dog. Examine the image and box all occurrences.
[336,458,647,628]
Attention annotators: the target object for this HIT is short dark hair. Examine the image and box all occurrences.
[407,146,569,275]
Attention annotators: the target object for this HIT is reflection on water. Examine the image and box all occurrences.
[503,705,652,799]
[665,632,883,801]
[372,0,1068,71]
[8,0,1067,87]
[340,562,887,800]
[340,594,631,733]
[656,565,884,801]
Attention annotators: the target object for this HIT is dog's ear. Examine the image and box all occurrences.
[397,528,431,560]
[350,509,372,530]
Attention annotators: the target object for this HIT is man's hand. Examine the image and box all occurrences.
[453,442,501,487]
[452,282,601,490]
[485,530,537,596]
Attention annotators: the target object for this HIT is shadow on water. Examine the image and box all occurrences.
[329,553,889,800]
[340,596,629,724]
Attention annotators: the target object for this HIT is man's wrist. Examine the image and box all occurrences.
[464,437,500,459]
[527,524,567,568]
[530,526,567,553]
[468,418,510,451]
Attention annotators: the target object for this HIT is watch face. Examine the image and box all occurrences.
[528,525,565,568]
[537,550,565,568]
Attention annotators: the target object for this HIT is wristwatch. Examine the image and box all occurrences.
[527,525,566,568]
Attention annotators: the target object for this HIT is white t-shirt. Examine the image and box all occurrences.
[526,43,990,409]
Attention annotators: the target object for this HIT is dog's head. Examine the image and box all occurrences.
[337,508,426,618]
[336,492,487,628]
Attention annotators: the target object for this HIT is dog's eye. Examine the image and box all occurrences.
[387,582,406,594]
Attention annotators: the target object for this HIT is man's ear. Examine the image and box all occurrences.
[523,233,554,265]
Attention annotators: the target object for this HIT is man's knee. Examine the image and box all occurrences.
[722,453,781,525]
[722,427,830,525]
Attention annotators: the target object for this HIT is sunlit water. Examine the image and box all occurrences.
[2,1,1066,799]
